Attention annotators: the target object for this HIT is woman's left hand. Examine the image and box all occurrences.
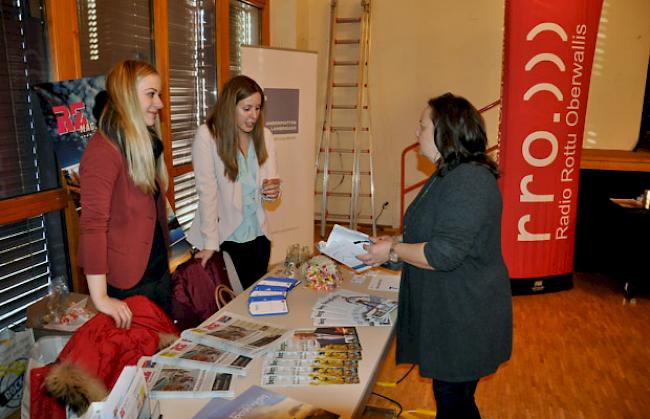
[261,178,281,200]
[356,237,392,267]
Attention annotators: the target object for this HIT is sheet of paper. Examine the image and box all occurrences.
[350,274,366,284]
[367,274,401,293]
[318,224,371,272]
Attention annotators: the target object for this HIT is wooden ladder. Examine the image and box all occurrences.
[315,0,376,238]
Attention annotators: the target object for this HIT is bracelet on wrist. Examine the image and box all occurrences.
[389,243,400,263]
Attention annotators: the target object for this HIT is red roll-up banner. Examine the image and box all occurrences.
[498,0,603,292]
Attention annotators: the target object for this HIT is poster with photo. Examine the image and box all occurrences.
[33,76,106,211]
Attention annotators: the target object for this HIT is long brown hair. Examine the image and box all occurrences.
[99,60,168,194]
[206,75,268,182]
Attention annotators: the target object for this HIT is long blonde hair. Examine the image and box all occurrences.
[206,75,268,182]
[99,60,168,194]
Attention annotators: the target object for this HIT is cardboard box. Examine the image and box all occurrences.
[26,292,96,340]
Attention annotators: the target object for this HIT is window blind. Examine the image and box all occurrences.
[0,212,68,331]
[0,0,67,330]
[0,0,53,200]
[173,172,198,233]
[229,0,261,77]
[168,0,216,230]
[76,0,154,77]
[168,0,217,167]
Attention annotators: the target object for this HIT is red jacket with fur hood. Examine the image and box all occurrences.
[29,295,178,418]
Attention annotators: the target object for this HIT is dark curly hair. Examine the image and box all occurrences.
[428,93,499,178]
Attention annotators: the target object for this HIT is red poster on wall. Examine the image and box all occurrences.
[498,0,603,292]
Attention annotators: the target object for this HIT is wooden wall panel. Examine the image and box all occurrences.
[581,149,650,172]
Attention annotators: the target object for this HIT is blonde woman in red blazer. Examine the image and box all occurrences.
[78,60,170,328]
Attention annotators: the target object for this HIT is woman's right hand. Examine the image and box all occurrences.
[194,249,215,268]
[93,294,132,329]
[356,237,393,267]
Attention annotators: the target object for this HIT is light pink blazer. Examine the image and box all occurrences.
[187,124,279,251]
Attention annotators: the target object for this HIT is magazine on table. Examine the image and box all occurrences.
[271,350,363,361]
[311,308,392,327]
[262,373,360,386]
[311,289,397,326]
[315,289,398,319]
[261,328,362,386]
[262,364,359,378]
[180,311,292,357]
[137,357,234,399]
[317,224,372,272]
[152,338,252,376]
[263,356,359,369]
[273,327,362,353]
[193,385,340,419]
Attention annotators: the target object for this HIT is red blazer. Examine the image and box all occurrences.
[78,132,168,289]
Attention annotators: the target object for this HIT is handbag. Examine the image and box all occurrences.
[171,251,232,330]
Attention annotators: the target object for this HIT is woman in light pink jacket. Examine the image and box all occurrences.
[187,76,280,290]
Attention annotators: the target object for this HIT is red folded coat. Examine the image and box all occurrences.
[29,295,178,418]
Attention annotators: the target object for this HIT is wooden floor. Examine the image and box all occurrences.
[364,272,650,418]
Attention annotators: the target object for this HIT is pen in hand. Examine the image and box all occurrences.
[353,240,371,244]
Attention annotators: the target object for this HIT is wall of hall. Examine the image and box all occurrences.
[269,0,650,228]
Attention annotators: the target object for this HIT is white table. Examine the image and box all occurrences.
[159,270,399,418]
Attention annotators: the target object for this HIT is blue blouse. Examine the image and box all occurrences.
[226,141,264,243]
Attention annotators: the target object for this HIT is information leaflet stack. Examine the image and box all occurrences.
[261,327,362,386]
[137,356,235,399]
[180,312,293,357]
[311,288,397,326]
[247,277,300,316]
[152,338,253,375]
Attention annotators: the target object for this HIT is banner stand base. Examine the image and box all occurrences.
[510,273,573,295]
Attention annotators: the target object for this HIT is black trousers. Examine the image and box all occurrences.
[220,235,271,290]
[107,269,172,316]
[433,379,481,419]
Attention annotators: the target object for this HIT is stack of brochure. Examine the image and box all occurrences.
[193,385,340,419]
[180,311,293,357]
[311,289,398,326]
[152,338,253,376]
[261,327,362,386]
[137,357,235,399]
[142,336,255,400]
[247,276,300,316]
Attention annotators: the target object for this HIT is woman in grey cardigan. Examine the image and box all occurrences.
[358,93,512,419]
